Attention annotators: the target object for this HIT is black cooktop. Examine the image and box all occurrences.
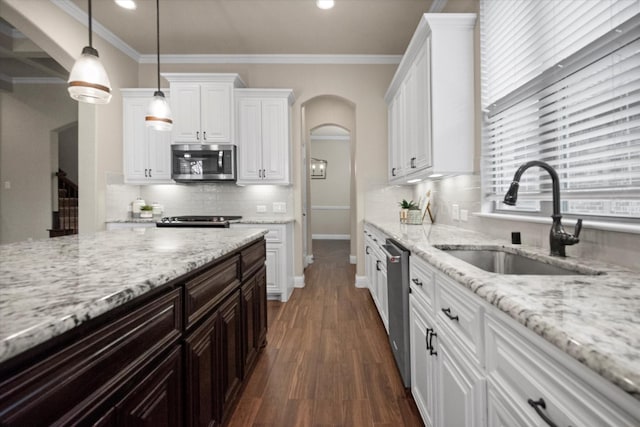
[156,215,242,228]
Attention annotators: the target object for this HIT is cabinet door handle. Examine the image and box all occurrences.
[262,169,266,179]
[425,328,432,350]
[366,246,371,255]
[527,398,566,427]
[376,260,381,271]
[392,167,397,177]
[148,168,152,177]
[144,168,148,178]
[411,157,416,168]
[428,331,437,356]
[196,131,200,140]
[442,307,459,322]
[411,278,423,287]
[203,131,207,140]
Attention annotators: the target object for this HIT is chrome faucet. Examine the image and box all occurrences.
[503,160,582,257]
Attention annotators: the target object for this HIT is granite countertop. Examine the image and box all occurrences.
[106,217,295,225]
[365,219,640,400]
[0,227,268,364]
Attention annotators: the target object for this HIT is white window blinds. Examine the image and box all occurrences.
[481,0,640,218]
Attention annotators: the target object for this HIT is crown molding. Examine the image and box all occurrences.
[51,0,141,61]
[141,54,402,65]
[13,77,66,84]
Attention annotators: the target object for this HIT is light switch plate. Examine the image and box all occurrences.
[273,202,286,213]
[452,204,460,221]
[256,205,267,213]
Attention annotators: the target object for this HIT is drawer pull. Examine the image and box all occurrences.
[425,328,432,350]
[366,246,371,255]
[428,330,437,356]
[528,398,567,427]
[441,307,459,322]
[411,278,423,287]
[376,260,381,271]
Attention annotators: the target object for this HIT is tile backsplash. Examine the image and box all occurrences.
[105,176,293,221]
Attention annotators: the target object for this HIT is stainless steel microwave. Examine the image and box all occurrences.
[171,144,237,182]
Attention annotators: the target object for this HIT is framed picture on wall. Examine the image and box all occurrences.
[311,158,327,179]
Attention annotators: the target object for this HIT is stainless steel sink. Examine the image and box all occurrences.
[434,247,604,276]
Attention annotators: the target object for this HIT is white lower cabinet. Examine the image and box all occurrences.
[410,291,438,427]
[363,226,389,332]
[409,254,486,427]
[404,248,640,427]
[231,222,293,302]
[437,334,486,427]
[485,311,640,427]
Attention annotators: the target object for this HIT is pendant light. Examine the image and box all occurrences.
[68,0,112,104]
[145,0,173,131]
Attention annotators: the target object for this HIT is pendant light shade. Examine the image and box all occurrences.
[68,0,112,104]
[146,91,173,131]
[146,0,172,131]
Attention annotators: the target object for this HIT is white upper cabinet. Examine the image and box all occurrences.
[122,89,172,184]
[386,13,476,184]
[235,89,295,185]
[164,73,245,144]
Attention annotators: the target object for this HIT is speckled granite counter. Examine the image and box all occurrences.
[234,217,294,224]
[365,219,640,400]
[0,227,267,364]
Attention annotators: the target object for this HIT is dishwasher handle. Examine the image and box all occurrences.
[381,244,402,263]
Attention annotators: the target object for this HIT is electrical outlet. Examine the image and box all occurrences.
[256,205,267,213]
[452,204,460,221]
[273,202,286,213]
[460,209,468,222]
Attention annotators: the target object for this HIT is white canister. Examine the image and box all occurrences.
[151,203,163,216]
[131,198,146,215]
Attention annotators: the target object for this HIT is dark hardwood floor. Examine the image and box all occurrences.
[227,240,424,426]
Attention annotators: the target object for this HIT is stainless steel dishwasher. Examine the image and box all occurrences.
[382,238,411,388]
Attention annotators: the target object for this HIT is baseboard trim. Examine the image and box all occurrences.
[355,275,369,288]
[312,234,350,240]
[294,276,305,288]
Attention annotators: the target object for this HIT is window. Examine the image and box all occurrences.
[481,0,640,219]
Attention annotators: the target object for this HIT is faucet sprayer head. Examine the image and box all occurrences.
[503,181,519,206]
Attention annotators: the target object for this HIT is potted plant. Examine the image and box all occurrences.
[140,205,154,218]
[398,199,418,223]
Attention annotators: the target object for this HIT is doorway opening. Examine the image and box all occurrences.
[301,95,356,269]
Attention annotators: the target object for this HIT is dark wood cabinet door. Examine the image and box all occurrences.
[241,278,258,373]
[255,266,268,349]
[185,313,221,427]
[219,291,243,419]
[116,345,182,427]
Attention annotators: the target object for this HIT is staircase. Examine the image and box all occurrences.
[49,169,78,238]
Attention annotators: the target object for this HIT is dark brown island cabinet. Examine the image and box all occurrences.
[0,238,268,427]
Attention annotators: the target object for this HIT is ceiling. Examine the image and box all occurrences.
[0,0,478,86]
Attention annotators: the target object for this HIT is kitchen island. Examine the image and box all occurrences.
[0,227,269,426]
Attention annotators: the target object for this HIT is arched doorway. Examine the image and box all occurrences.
[300,95,356,269]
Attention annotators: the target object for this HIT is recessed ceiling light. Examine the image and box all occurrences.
[316,0,334,10]
[115,0,136,10]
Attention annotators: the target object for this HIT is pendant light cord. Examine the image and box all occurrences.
[88,0,93,47]
[156,0,161,92]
